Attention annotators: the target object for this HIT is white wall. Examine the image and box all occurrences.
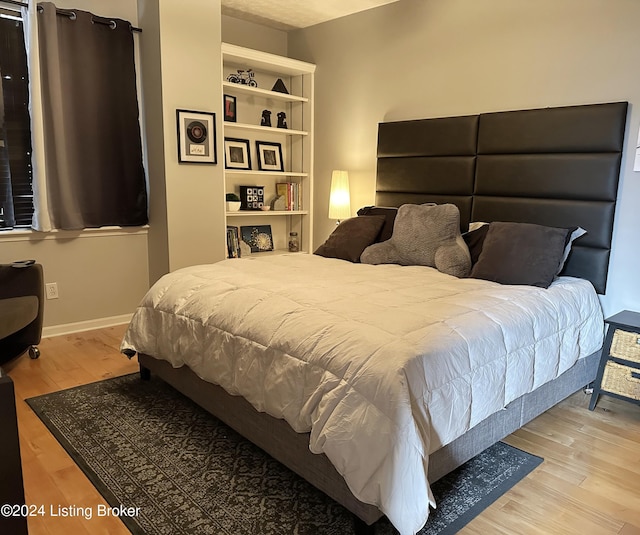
[222,15,287,56]
[139,0,226,285]
[0,0,149,331]
[289,0,640,316]
[0,229,148,333]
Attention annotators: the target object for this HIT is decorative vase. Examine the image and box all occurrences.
[226,201,241,212]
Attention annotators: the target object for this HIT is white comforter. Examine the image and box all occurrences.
[121,254,604,535]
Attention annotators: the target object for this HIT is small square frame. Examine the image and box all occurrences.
[176,109,216,164]
[223,94,237,122]
[241,225,274,253]
[256,141,284,172]
[224,138,251,170]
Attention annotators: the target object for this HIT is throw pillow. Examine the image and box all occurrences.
[356,206,398,242]
[557,226,587,275]
[469,221,571,288]
[360,203,471,277]
[314,215,386,262]
[462,225,490,265]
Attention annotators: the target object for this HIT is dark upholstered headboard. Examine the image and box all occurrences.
[376,102,628,294]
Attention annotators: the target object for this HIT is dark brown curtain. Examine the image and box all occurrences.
[37,2,147,230]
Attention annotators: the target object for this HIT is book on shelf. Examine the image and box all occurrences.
[226,226,241,258]
[276,181,302,211]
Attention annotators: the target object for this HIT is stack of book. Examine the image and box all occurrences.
[226,226,241,258]
[276,182,302,211]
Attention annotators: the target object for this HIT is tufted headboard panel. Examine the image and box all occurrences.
[376,102,628,293]
[376,114,478,232]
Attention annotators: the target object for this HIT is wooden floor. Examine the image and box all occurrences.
[4,325,640,535]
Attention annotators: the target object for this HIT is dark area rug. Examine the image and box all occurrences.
[27,374,542,535]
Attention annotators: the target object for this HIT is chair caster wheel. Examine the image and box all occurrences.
[28,346,40,359]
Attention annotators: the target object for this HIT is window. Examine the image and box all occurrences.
[0,8,33,229]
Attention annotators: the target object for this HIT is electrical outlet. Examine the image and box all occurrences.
[45,282,59,300]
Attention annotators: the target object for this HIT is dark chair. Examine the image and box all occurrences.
[0,260,43,365]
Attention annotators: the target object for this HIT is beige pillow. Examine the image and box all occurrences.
[360,203,471,277]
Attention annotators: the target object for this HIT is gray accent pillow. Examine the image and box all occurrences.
[469,222,571,288]
[314,215,386,262]
[360,203,471,277]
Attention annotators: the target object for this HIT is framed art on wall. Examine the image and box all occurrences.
[256,141,284,172]
[224,138,251,170]
[176,109,216,164]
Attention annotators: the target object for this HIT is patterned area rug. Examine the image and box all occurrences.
[27,374,542,535]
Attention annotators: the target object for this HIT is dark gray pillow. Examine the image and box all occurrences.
[314,215,386,262]
[356,206,398,242]
[557,226,586,275]
[469,222,571,288]
[462,224,490,265]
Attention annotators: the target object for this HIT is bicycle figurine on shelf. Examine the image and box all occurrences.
[227,69,258,87]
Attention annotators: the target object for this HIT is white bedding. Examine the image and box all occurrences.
[121,254,604,535]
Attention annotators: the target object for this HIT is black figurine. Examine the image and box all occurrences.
[277,111,288,129]
[261,109,272,127]
[272,78,289,94]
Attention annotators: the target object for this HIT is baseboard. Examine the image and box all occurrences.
[42,314,132,338]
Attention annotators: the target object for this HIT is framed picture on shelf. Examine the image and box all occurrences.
[176,109,216,164]
[224,138,251,170]
[241,225,274,253]
[223,94,236,122]
[239,185,264,210]
[256,141,284,172]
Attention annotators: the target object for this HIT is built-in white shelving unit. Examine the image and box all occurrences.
[222,43,315,256]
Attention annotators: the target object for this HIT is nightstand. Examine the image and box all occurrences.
[589,310,640,410]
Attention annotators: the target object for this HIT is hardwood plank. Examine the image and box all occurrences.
[619,522,640,535]
[532,470,640,527]
[5,327,640,535]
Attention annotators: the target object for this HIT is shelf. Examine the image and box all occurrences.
[222,43,314,255]
[222,82,308,103]
[236,249,308,259]
[224,122,308,136]
[226,210,309,217]
[225,170,308,178]
[222,43,316,77]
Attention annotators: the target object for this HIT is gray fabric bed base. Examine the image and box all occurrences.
[137,349,600,526]
[428,349,599,482]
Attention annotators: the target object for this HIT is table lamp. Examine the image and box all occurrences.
[328,170,351,225]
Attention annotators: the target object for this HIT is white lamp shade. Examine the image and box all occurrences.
[328,170,351,220]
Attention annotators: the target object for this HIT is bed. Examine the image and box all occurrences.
[121,101,628,535]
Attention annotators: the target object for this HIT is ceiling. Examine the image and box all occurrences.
[221,0,402,31]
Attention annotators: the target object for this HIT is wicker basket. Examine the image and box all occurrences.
[609,329,640,364]
[601,361,640,400]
